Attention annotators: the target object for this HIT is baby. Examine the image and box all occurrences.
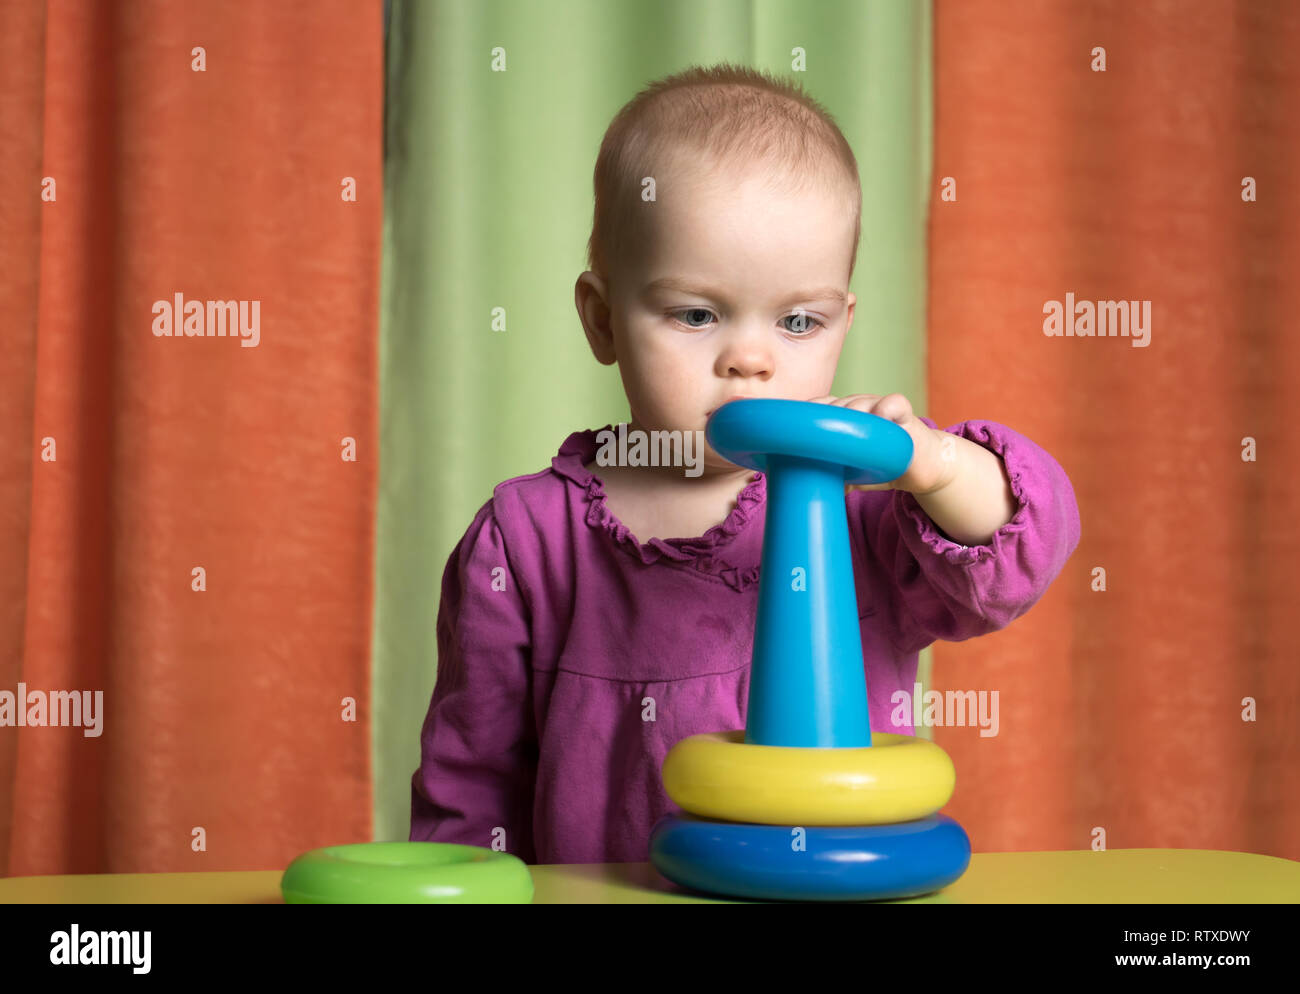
[410,63,1081,864]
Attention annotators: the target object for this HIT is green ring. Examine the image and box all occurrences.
[280,842,533,904]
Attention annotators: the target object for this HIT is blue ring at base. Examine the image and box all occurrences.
[649,812,971,902]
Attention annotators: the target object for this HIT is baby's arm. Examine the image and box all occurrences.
[912,431,1018,547]
[858,417,1081,655]
[410,500,537,862]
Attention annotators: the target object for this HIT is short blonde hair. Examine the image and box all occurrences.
[586,62,862,285]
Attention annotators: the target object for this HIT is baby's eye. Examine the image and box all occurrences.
[671,308,716,329]
[782,312,824,335]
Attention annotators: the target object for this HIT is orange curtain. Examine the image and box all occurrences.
[0,1,382,875]
[930,0,1298,859]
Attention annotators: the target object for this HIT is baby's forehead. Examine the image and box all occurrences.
[650,170,848,223]
[649,176,855,242]
[643,184,854,247]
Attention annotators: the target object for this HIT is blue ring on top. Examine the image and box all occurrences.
[706,398,914,487]
[649,813,971,902]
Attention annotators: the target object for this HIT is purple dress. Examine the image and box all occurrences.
[410,417,1081,864]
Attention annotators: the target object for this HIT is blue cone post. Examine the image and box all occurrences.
[706,399,914,748]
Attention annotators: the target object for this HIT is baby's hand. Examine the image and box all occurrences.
[807,393,957,495]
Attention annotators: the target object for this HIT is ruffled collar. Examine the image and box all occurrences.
[551,425,764,591]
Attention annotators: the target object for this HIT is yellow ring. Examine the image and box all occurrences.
[662,730,955,826]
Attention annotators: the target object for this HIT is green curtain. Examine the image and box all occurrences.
[376,0,933,839]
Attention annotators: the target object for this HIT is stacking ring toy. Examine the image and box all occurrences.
[280,841,533,904]
[650,812,971,902]
[707,399,913,747]
[662,730,954,825]
[650,398,971,903]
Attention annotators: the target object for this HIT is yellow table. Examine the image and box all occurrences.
[2,849,1296,902]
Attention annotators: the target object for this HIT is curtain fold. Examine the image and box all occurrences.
[0,0,383,875]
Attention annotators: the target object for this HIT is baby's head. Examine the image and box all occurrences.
[576,63,862,472]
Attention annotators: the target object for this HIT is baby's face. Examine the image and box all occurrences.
[588,160,856,474]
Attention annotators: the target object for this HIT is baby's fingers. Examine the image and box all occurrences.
[870,393,913,424]
[835,394,884,414]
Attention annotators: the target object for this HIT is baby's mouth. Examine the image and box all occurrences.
[706,395,756,416]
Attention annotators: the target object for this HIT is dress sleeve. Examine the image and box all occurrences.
[409,498,538,862]
[862,417,1081,655]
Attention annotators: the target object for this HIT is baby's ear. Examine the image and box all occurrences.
[575,272,617,365]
